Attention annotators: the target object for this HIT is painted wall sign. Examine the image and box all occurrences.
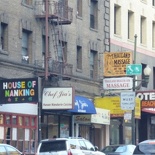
[103,51,132,77]
[42,87,74,110]
[136,91,155,108]
[0,78,38,104]
[103,77,133,90]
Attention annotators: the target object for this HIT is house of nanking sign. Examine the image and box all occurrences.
[103,77,133,90]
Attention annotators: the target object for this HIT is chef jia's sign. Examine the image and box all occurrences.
[42,87,74,110]
[103,77,133,90]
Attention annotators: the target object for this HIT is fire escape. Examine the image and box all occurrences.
[34,0,73,81]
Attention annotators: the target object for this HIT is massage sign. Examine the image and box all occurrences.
[136,91,155,108]
[104,51,132,77]
[0,78,38,104]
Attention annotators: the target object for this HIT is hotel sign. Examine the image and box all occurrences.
[103,77,133,90]
[42,87,74,110]
[0,78,38,104]
[136,91,155,108]
[104,51,132,77]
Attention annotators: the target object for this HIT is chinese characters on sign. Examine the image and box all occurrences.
[103,51,132,77]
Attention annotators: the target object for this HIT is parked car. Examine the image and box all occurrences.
[101,144,136,155]
[133,139,155,154]
[0,143,22,155]
[36,137,105,155]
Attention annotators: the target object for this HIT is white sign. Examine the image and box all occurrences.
[42,87,74,110]
[103,77,133,90]
[121,92,135,110]
[74,108,110,125]
[124,112,132,120]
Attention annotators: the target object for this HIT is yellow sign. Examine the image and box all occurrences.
[104,51,132,77]
[94,96,141,119]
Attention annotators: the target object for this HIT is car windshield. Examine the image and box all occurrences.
[103,145,127,153]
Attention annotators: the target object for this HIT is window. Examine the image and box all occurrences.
[58,41,67,62]
[114,4,121,35]
[22,29,32,64]
[22,0,33,6]
[90,50,98,79]
[140,16,147,45]
[142,63,147,87]
[90,0,98,29]
[152,21,155,48]
[77,46,82,70]
[77,0,82,17]
[153,67,155,89]
[42,35,49,56]
[128,11,134,40]
[153,0,155,6]
[0,22,8,51]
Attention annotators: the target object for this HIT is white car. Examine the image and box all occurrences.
[101,144,136,155]
[0,143,22,155]
[37,137,105,155]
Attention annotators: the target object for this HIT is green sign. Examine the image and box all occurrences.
[126,64,142,75]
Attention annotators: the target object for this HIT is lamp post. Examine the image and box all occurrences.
[131,35,151,145]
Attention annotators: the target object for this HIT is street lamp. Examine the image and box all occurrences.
[132,35,151,145]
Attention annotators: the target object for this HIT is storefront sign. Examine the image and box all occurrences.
[74,108,110,125]
[136,91,155,108]
[94,96,141,119]
[74,115,91,124]
[42,87,74,110]
[103,77,133,90]
[91,108,110,125]
[104,51,132,77]
[0,78,38,104]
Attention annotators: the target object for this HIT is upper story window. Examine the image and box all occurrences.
[22,29,32,64]
[0,22,8,51]
[90,0,98,30]
[22,0,33,6]
[140,16,147,45]
[77,45,82,70]
[152,21,155,48]
[90,50,98,80]
[58,41,67,62]
[128,10,134,40]
[114,4,121,35]
[77,0,82,17]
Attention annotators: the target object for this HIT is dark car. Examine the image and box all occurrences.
[133,139,155,154]
[0,143,22,155]
[101,144,136,155]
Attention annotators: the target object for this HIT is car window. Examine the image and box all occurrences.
[84,140,95,151]
[115,146,127,152]
[68,139,79,149]
[5,146,21,155]
[79,140,87,150]
[139,144,155,153]
[40,140,67,152]
[102,146,119,152]
[0,146,7,155]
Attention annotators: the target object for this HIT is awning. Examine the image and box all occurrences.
[68,96,96,114]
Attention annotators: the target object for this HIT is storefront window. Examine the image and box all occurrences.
[25,117,29,126]
[19,116,23,126]
[124,126,132,144]
[60,116,70,138]
[6,115,11,125]
[0,114,3,125]
[12,115,17,125]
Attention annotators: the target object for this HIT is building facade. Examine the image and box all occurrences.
[0,0,109,154]
[108,0,155,144]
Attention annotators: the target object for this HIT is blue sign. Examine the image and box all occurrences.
[126,64,142,75]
